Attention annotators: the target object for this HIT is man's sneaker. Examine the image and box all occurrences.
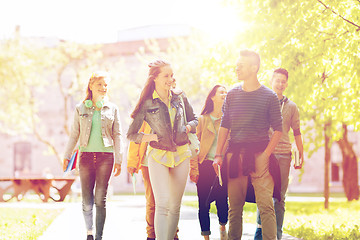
[254,227,262,240]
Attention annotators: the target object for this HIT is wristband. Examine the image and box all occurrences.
[215,154,223,158]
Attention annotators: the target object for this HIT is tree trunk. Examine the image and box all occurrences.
[337,124,359,201]
[324,122,331,209]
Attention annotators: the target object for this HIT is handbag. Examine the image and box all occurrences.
[180,95,200,157]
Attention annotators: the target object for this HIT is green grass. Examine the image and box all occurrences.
[184,200,360,240]
[0,208,63,240]
[284,201,360,240]
[287,192,347,198]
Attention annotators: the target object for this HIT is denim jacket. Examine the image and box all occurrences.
[127,91,198,152]
[64,101,123,164]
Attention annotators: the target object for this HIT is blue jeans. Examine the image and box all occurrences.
[255,153,291,240]
[79,152,114,240]
[196,160,228,236]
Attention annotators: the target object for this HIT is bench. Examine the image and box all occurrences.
[0,177,76,202]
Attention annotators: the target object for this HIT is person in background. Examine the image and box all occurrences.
[213,50,283,240]
[190,85,229,240]
[63,71,122,240]
[254,68,304,240]
[127,60,198,240]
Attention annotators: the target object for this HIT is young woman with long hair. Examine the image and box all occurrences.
[127,60,197,240]
[190,85,229,240]
[63,71,122,240]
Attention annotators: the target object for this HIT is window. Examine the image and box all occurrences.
[331,162,340,182]
[14,142,31,177]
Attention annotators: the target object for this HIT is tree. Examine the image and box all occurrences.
[29,41,105,164]
[198,0,360,205]
[0,33,45,134]
[1,33,127,165]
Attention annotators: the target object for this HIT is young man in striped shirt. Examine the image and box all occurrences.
[254,68,304,240]
[213,50,283,240]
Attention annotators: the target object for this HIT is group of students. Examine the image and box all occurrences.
[63,49,304,240]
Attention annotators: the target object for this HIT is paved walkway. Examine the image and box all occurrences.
[37,195,300,240]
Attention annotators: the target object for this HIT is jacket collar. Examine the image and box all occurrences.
[152,90,172,101]
[204,114,221,134]
[102,100,111,108]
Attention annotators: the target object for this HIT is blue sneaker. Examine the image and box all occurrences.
[254,227,262,240]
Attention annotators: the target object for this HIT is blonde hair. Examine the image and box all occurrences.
[84,71,110,102]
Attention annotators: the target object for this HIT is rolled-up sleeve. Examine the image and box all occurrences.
[291,105,301,136]
[113,105,123,164]
[63,107,80,160]
[127,106,146,144]
[182,93,198,133]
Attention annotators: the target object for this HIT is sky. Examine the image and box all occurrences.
[0,0,242,44]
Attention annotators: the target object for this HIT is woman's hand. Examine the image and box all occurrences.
[189,156,199,183]
[294,150,304,169]
[190,171,199,183]
[151,134,158,142]
[127,167,136,175]
[141,134,158,142]
[63,159,70,171]
[113,163,121,176]
[186,124,191,134]
[213,156,223,176]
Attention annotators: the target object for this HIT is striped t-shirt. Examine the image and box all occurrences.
[221,85,283,143]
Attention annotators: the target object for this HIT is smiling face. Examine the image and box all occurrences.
[211,86,227,105]
[271,72,288,96]
[90,77,109,100]
[154,65,174,92]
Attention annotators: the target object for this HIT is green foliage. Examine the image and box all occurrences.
[218,0,360,156]
[0,38,45,134]
[0,35,128,162]
[0,208,63,240]
[135,0,360,159]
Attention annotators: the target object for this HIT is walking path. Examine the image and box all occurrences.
[36,195,300,240]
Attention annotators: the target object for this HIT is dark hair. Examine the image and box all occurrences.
[200,85,226,115]
[273,68,288,80]
[84,71,110,102]
[239,49,261,73]
[130,60,170,119]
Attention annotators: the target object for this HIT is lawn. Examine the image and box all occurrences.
[184,197,360,240]
[0,207,63,240]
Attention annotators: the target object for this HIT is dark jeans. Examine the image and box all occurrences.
[196,160,228,236]
[79,152,114,240]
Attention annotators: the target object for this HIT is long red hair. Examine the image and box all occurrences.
[130,60,170,119]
